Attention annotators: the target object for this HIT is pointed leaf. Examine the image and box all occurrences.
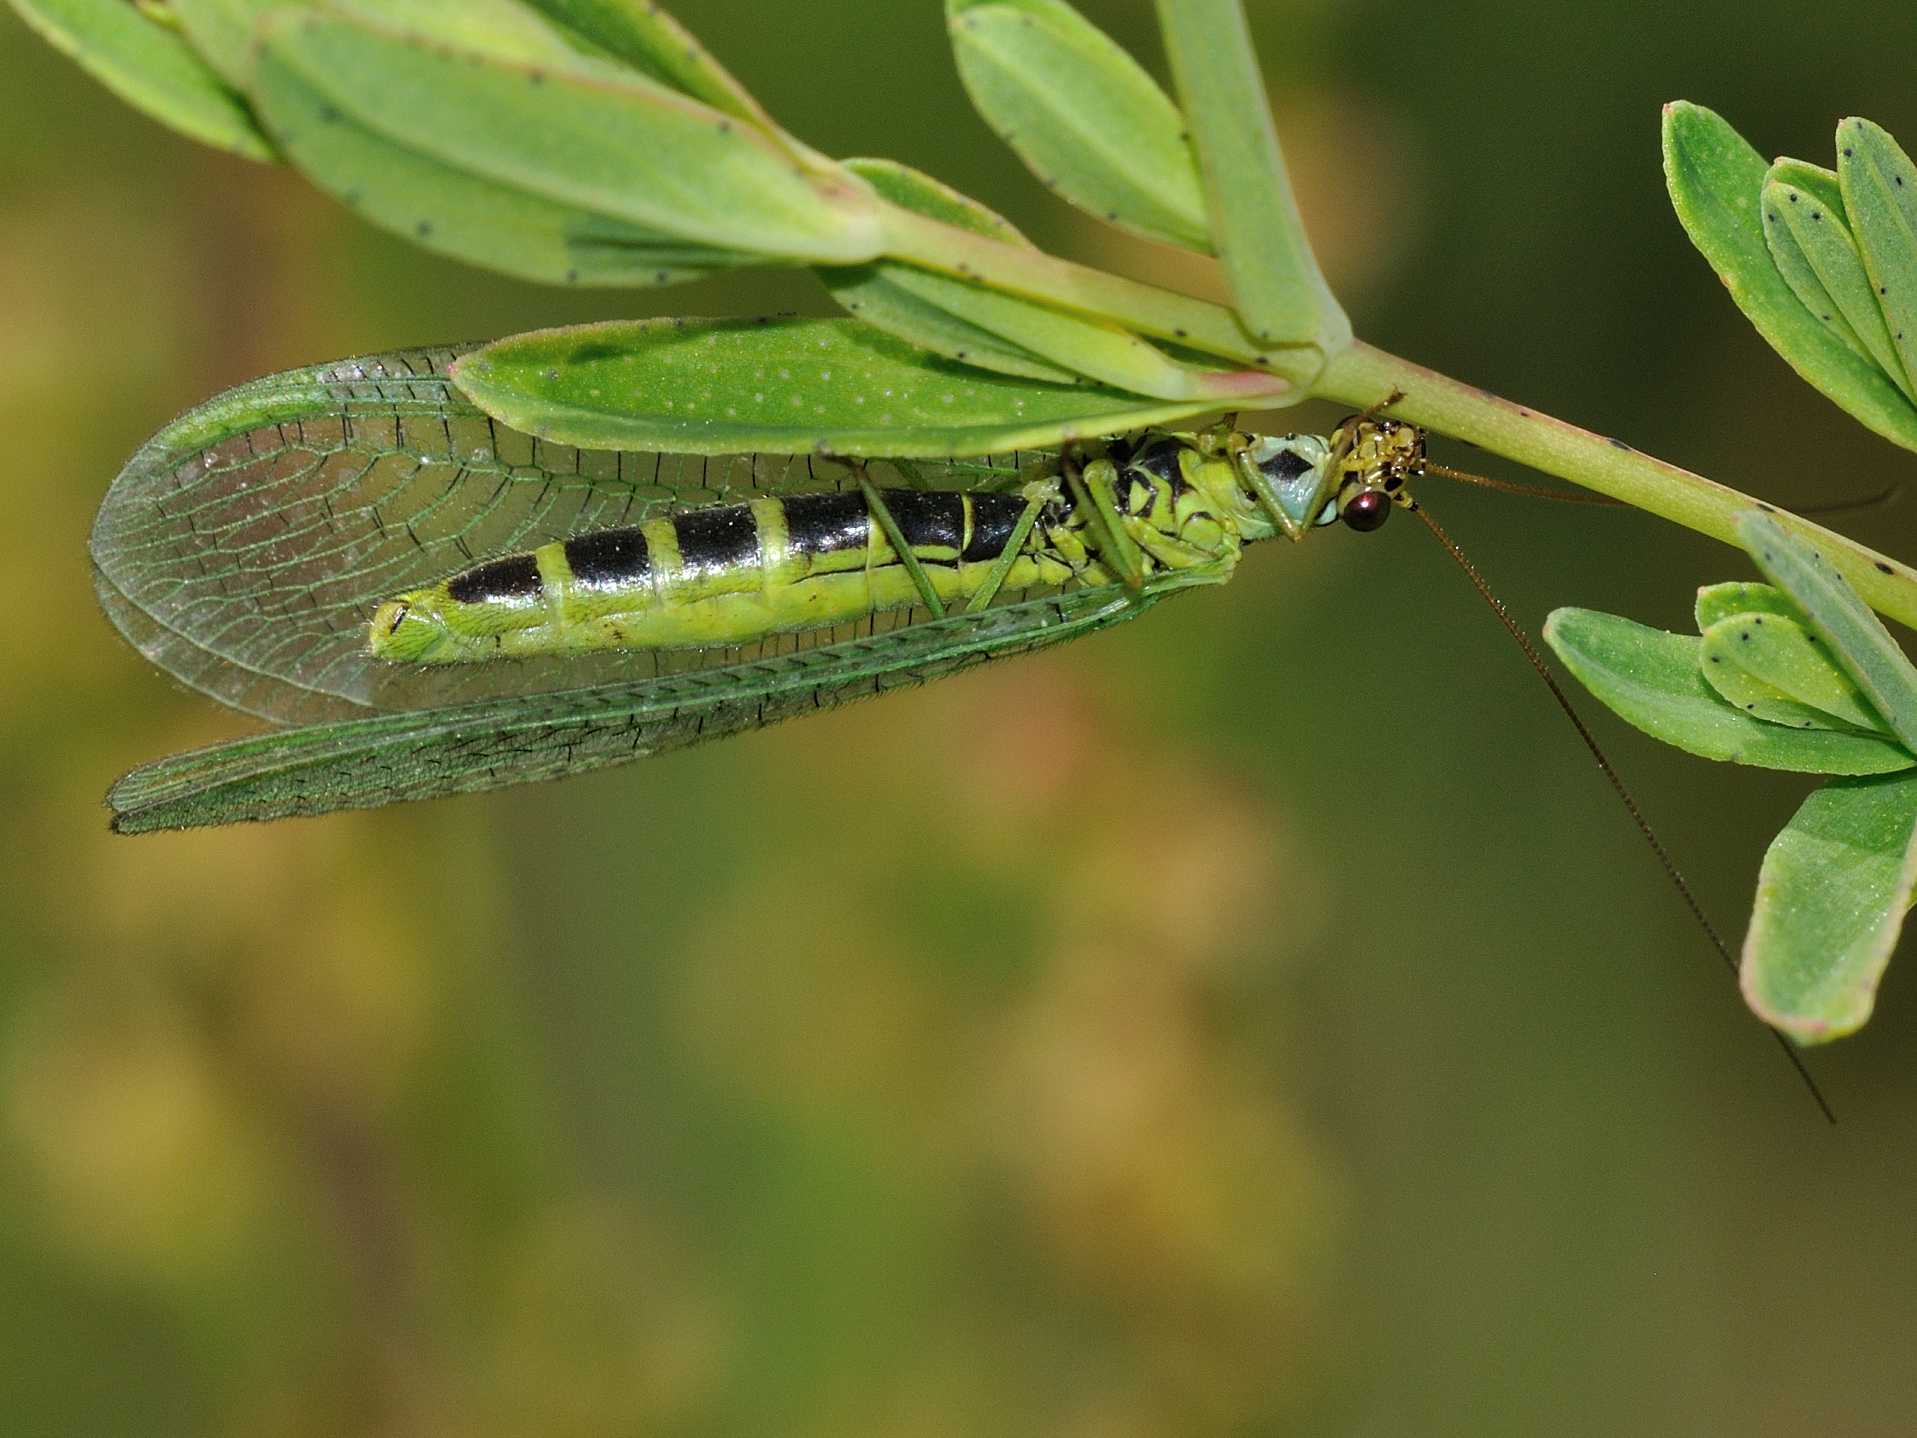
[255,41,747,287]
[452,317,1228,458]
[1762,161,1869,361]
[1739,512,1917,753]
[1837,117,1917,403]
[1541,608,1913,775]
[10,0,272,158]
[1155,0,1347,356]
[946,0,1209,251]
[1663,102,1917,452]
[1764,177,1911,395]
[254,9,883,264]
[1698,611,1885,732]
[1742,772,1917,1042]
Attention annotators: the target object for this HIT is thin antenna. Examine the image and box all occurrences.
[1423,462,1627,505]
[1424,460,1897,519]
[1409,500,1837,1124]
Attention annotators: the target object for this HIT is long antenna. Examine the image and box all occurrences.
[1424,460,1897,519]
[1408,500,1837,1124]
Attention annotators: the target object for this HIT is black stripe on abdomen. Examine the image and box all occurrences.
[673,503,759,574]
[880,490,963,559]
[962,492,1028,562]
[783,491,870,557]
[564,527,650,591]
[447,553,542,605]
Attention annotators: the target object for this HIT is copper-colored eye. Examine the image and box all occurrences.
[1342,489,1391,532]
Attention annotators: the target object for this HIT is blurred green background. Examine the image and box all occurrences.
[6,2,1917,1433]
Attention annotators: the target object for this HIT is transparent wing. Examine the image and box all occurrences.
[91,345,1031,727]
[105,584,1167,832]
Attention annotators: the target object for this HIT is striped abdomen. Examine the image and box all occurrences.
[370,487,1090,663]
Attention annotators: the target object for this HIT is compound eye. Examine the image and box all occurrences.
[1342,488,1391,532]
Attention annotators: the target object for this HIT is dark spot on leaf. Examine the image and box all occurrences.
[416,220,434,237]
[567,345,624,365]
[565,268,579,284]
[1878,561,1895,574]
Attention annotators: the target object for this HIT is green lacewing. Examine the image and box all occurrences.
[92,346,1422,832]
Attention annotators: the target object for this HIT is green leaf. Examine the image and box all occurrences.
[945,0,1210,252]
[1742,772,1917,1042]
[824,159,1241,400]
[254,40,748,287]
[1739,512,1917,753]
[452,317,1228,458]
[1694,580,1803,630]
[254,8,883,264]
[821,160,1078,384]
[1698,612,1885,732]
[9,0,273,158]
[512,0,782,133]
[1663,102,1917,452]
[171,0,589,88]
[1761,160,1874,366]
[1155,0,1347,357]
[1836,117,1917,405]
[1763,175,1912,396]
[166,0,275,88]
[1541,608,1913,775]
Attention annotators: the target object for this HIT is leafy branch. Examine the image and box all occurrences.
[18,0,1917,1036]
[15,0,1917,618]
[1548,518,1917,1043]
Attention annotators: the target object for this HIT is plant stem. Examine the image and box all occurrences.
[1317,340,1917,632]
